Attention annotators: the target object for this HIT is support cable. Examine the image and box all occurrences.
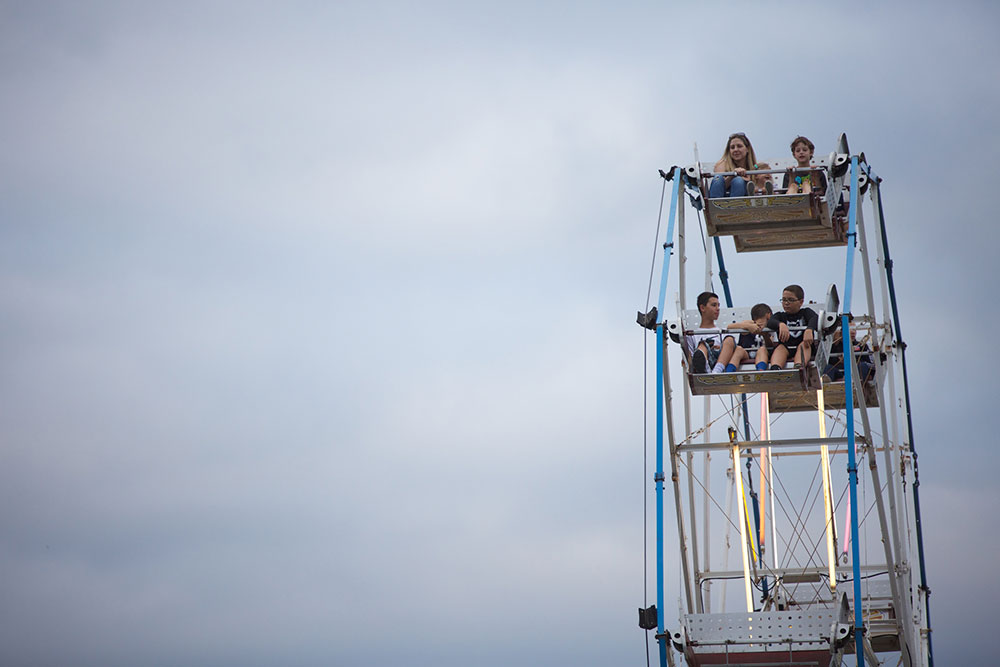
[640,171,669,667]
[645,179,669,311]
[874,177,934,667]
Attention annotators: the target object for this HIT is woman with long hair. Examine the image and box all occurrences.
[708,132,758,198]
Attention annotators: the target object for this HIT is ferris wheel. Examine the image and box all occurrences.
[636,134,933,667]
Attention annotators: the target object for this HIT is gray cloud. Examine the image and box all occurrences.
[1,1,996,665]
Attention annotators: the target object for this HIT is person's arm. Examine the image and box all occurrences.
[727,320,760,334]
[802,308,819,344]
[767,313,790,342]
[713,160,733,187]
[804,308,820,331]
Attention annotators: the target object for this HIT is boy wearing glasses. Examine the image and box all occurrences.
[766,284,819,369]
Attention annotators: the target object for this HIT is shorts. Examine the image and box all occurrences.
[688,332,734,367]
[783,337,809,352]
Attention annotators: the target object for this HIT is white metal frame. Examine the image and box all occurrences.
[648,151,930,667]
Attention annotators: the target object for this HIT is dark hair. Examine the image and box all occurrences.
[790,136,814,153]
[750,303,772,320]
[696,291,718,311]
[783,284,804,300]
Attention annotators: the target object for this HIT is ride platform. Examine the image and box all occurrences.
[680,609,847,666]
[687,365,821,396]
[769,378,881,412]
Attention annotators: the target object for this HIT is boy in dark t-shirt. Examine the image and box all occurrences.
[766,284,819,370]
[725,303,776,371]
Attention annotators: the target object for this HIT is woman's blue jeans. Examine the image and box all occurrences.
[709,175,747,198]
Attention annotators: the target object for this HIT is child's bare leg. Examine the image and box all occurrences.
[755,345,769,365]
[791,342,812,366]
[717,337,737,368]
[770,345,789,368]
[791,343,813,367]
[801,179,812,194]
[730,346,749,368]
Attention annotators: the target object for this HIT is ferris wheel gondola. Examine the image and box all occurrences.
[637,135,933,667]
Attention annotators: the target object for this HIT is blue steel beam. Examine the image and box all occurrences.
[655,168,681,667]
[655,329,667,667]
[842,157,865,666]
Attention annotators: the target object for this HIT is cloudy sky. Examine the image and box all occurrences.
[1,2,997,665]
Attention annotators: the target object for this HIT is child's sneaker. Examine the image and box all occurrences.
[764,181,774,195]
[746,181,756,196]
[692,350,707,374]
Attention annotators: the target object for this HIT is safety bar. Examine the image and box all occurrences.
[706,166,827,177]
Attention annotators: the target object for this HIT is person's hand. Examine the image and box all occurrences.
[803,329,814,344]
[734,167,746,177]
[778,323,790,342]
[749,322,761,334]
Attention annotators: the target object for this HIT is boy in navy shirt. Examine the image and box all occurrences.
[725,303,776,371]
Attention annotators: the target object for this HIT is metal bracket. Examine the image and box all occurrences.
[638,604,658,630]
[636,306,658,330]
[659,166,679,181]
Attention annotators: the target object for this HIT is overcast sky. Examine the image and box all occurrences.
[1,2,997,665]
